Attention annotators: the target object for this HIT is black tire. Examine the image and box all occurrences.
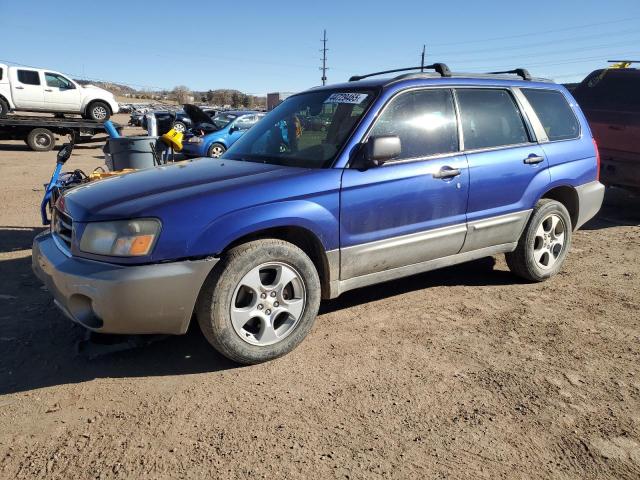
[506,199,572,282]
[0,97,9,118]
[196,239,321,364]
[86,101,111,121]
[26,128,56,152]
[207,142,226,158]
[172,121,187,133]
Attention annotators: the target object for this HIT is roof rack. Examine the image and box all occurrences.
[349,63,451,82]
[487,68,532,81]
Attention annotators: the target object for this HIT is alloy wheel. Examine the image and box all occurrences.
[230,262,306,346]
[533,213,566,269]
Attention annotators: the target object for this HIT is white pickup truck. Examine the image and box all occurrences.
[0,64,119,121]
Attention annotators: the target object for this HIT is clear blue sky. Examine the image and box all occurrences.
[1,0,639,95]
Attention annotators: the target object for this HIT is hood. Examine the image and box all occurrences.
[182,104,215,125]
[62,157,306,222]
[82,84,114,97]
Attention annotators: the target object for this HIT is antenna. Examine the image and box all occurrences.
[320,29,328,86]
[420,45,426,72]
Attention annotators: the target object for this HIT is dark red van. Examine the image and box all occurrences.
[572,66,640,193]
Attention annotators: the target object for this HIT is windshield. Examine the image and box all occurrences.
[210,113,238,130]
[224,89,377,168]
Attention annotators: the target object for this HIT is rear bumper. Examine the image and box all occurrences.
[32,232,218,335]
[575,181,605,229]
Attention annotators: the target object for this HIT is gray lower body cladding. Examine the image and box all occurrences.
[32,233,218,335]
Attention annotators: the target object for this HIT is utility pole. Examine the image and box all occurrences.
[320,29,328,86]
[420,44,426,71]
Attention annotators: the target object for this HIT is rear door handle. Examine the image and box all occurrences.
[15,86,24,90]
[44,89,53,92]
[433,166,461,179]
[524,154,544,165]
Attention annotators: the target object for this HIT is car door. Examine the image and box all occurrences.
[11,69,45,109]
[43,72,81,112]
[227,115,256,147]
[340,88,469,280]
[455,88,550,253]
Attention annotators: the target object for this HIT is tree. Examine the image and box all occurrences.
[241,94,252,108]
[231,91,241,108]
[171,85,191,104]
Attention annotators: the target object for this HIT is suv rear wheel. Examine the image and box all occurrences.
[506,199,572,282]
[196,239,321,364]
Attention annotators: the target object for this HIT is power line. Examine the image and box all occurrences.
[433,27,640,57]
[428,16,640,47]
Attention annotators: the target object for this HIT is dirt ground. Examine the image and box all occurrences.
[0,113,639,479]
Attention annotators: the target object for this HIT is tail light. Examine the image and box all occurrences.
[593,138,601,181]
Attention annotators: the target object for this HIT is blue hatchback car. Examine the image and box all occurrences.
[33,64,604,364]
[181,111,265,158]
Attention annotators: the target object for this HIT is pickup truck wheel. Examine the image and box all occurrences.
[196,239,321,364]
[87,101,111,121]
[506,199,572,282]
[26,128,56,152]
[207,142,226,158]
[0,97,8,118]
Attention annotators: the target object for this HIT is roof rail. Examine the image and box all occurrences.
[487,68,532,81]
[349,63,451,82]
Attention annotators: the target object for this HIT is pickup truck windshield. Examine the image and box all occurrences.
[225,89,377,168]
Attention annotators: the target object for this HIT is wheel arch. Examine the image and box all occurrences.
[85,99,112,116]
[219,225,333,299]
[540,185,579,230]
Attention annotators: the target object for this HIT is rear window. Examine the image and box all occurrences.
[522,89,580,141]
[573,69,640,112]
[456,89,530,150]
[17,70,40,86]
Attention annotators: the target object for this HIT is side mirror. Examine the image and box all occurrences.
[229,125,238,133]
[364,135,401,167]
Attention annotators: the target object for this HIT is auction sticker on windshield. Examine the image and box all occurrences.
[324,93,369,104]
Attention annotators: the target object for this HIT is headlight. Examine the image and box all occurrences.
[187,136,203,144]
[80,219,161,257]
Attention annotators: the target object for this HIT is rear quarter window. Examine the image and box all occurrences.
[17,70,40,86]
[573,70,640,113]
[522,89,580,141]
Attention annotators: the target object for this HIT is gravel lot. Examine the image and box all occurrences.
[0,114,639,479]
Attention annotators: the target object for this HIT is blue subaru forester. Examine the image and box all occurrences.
[33,64,604,364]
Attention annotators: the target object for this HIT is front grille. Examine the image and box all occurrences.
[52,209,73,253]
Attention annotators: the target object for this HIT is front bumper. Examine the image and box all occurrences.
[32,232,218,335]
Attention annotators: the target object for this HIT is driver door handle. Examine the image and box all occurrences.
[524,154,545,165]
[44,89,53,92]
[433,166,461,179]
[15,86,24,90]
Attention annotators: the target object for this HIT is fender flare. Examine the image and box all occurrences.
[188,199,339,257]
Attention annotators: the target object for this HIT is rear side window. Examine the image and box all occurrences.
[522,89,580,141]
[17,70,40,86]
[370,88,459,160]
[573,70,640,112]
[456,89,530,150]
[0,68,3,81]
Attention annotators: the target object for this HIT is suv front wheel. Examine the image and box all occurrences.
[85,101,111,121]
[506,199,573,282]
[197,239,321,364]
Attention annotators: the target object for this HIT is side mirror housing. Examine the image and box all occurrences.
[364,135,401,167]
